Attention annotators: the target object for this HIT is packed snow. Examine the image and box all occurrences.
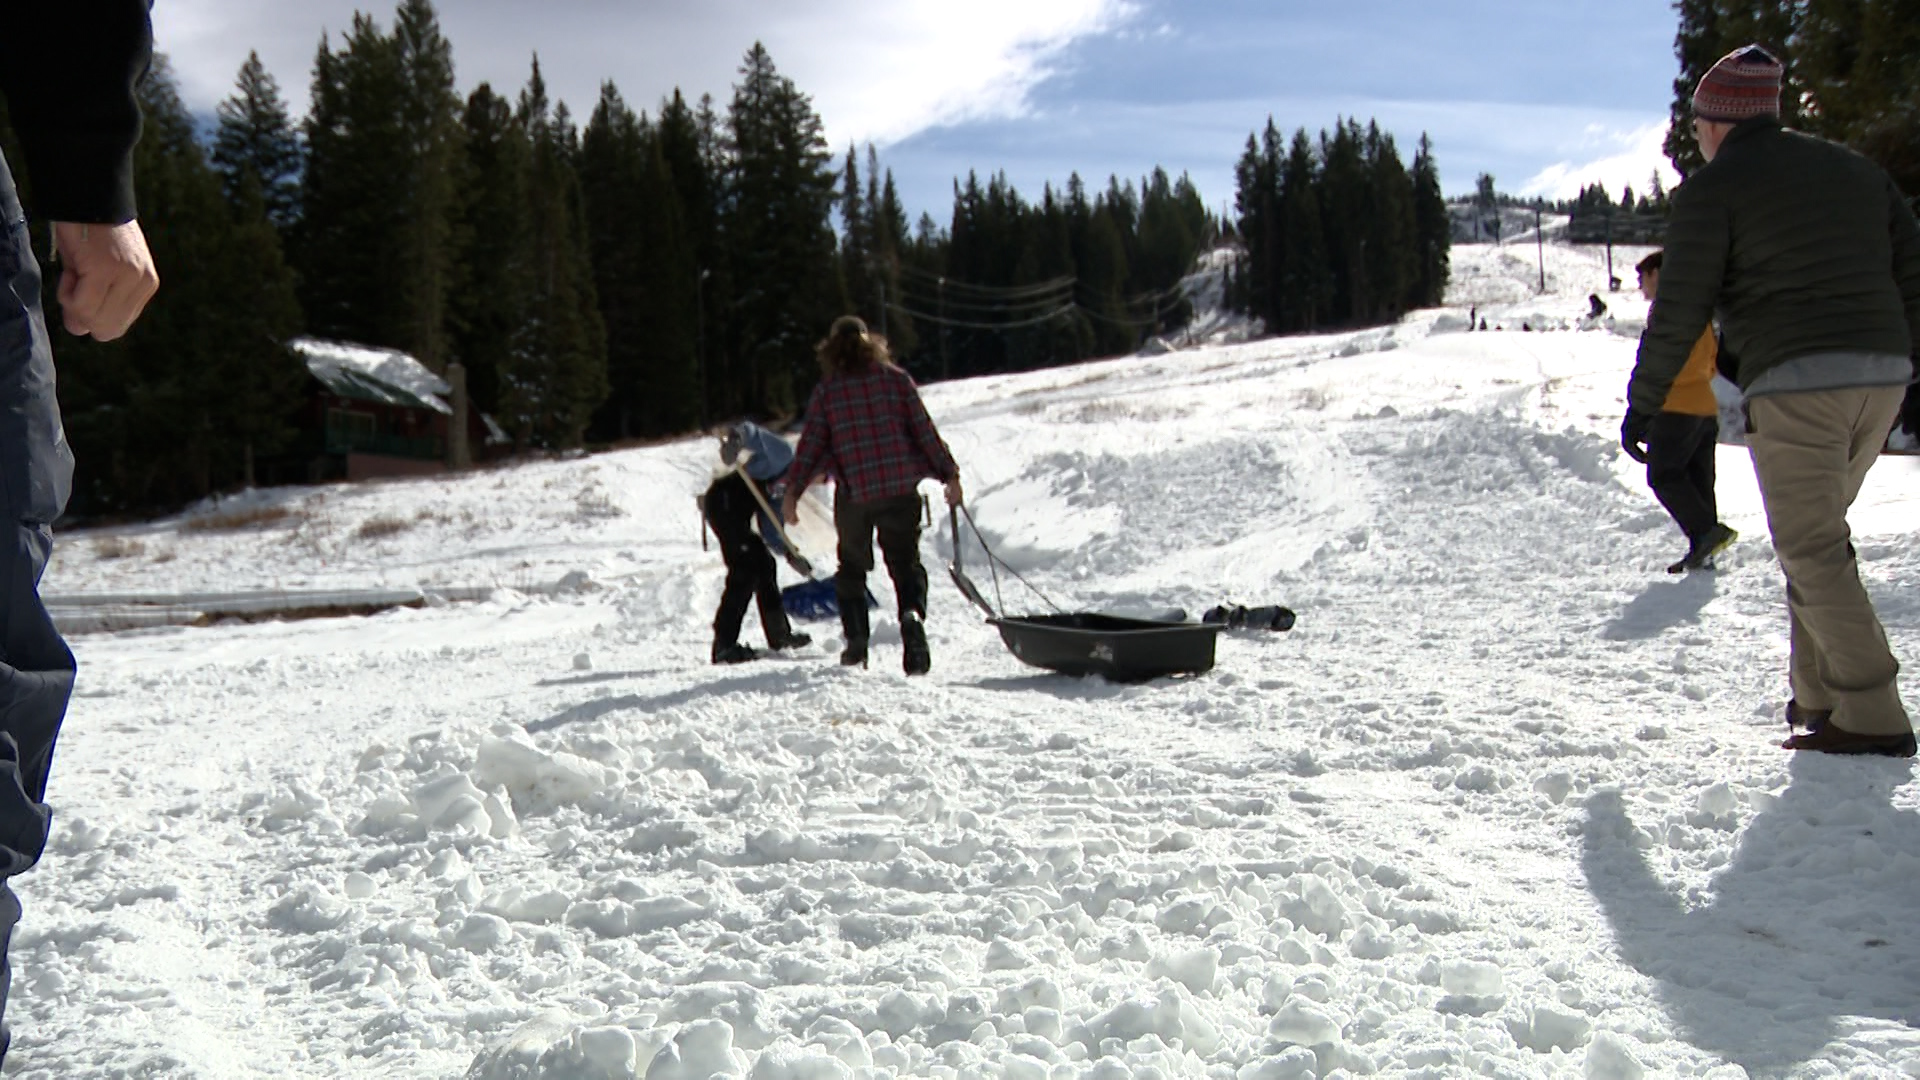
[18,239,1920,1078]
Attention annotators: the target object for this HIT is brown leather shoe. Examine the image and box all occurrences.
[1782,723,1916,757]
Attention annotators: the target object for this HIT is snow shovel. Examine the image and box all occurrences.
[947,503,999,618]
[733,465,817,579]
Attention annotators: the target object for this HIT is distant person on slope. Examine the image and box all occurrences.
[1623,45,1920,758]
[703,422,810,664]
[0,2,161,1062]
[1621,250,1735,573]
[782,316,963,674]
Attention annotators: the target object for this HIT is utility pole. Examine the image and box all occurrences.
[1604,213,1615,292]
[1535,201,1546,294]
[447,361,471,469]
[938,276,949,382]
[696,267,710,424]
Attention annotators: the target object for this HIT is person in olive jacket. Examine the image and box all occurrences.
[1623,45,1920,757]
[0,1,162,1060]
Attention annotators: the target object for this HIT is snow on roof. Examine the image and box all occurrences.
[291,336,452,415]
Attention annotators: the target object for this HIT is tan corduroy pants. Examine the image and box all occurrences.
[1747,386,1911,735]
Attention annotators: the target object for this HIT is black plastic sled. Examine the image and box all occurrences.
[990,612,1220,681]
[949,505,1221,681]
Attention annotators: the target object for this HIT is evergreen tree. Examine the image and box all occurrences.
[840,145,875,329]
[657,90,730,419]
[1363,125,1417,321]
[873,155,919,358]
[1278,129,1329,332]
[296,16,408,348]
[1232,125,1280,328]
[502,58,608,448]
[1135,167,1200,329]
[1473,172,1501,243]
[1796,0,1920,196]
[725,43,840,414]
[1410,134,1451,309]
[579,83,698,441]
[1319,120,1369,325]
[448,82,530,420]
[295,0,460,370]
[210,51,303,234]
[392,0,463,371]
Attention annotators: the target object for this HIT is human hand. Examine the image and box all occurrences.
[944,477,963,507]
[781,491,799,526]
[53,220,158,341]
[1620,409,1652,463]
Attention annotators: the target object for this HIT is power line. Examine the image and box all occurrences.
[892,284,1075,316]
[896,264,1077,299]
[886,300,1077,331]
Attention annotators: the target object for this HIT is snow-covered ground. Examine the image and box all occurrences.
[18,241,1920,1078]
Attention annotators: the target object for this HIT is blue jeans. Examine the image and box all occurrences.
[0,150,78,1064]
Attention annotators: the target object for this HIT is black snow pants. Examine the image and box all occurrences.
[1646,411,1720,543]
[703,472,794,649]
[833,493,926,649]
[0,150,78,1065]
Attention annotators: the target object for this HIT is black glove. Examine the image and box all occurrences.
[1621,409,1652,463]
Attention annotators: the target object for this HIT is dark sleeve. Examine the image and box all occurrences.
[900,374,958,481]
[1891,177,1920,363]
[1628,180,1728,413]
[0,1,153,223]
[1715,329,1739,383]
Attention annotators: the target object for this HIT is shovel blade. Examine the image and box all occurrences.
[948,563,996,619]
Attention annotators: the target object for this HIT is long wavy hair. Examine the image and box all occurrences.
[815,315,897,377]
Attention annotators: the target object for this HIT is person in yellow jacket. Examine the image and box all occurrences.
[1621,250,1737,573]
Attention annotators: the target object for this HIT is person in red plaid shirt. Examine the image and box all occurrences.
[782,316,963,673]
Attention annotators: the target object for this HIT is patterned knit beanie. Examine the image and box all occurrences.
[1692,45,1783,122]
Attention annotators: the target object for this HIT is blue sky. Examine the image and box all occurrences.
[165,0,1690,226]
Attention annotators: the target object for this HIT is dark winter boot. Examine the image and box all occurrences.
[836,577,869,668]
[1674,523,1738,572]
[769,630,812,651]
[901,612,930,676]
[712,642,758,665]
[1782,723,1916,757]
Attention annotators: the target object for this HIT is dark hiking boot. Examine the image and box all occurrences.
[1677,523,1738,572]
[1782,723,1916,757]
[769,630,812,651]
[712,642,758,665]
[901,613,930,676]
[836,578,870,667]
[1785,699,1832,737]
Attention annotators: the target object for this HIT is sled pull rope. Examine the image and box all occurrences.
[955,503,1066,615]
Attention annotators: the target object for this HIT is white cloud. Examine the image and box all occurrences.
[1520,122,1681,201]
[156,0,1134,149]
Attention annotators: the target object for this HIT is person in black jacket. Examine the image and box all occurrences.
[1624,45,1920,757]
[0,3,160,1060]
[703,423,810,663]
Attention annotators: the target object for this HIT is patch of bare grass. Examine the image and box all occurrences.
[354,514,413,541]
[93,536,145,559]
[183,504,300,532]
